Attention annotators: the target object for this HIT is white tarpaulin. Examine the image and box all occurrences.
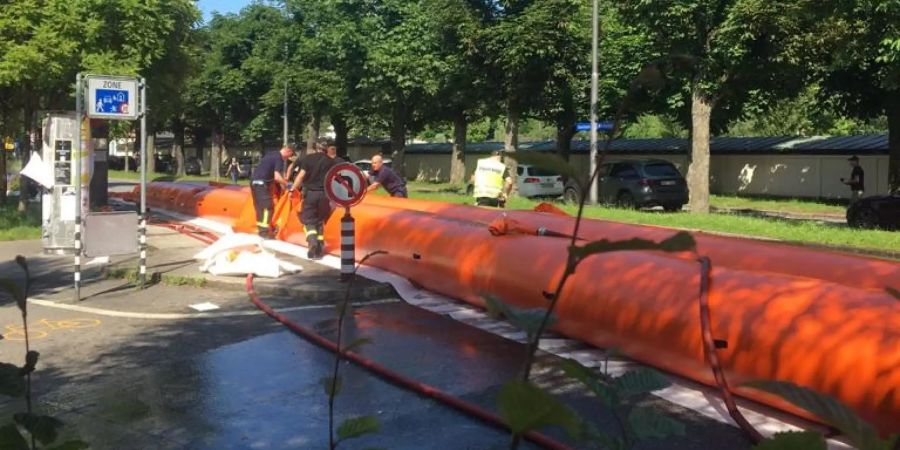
[194,233,302,278]
[20,151,54,189]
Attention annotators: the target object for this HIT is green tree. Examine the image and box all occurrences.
[358,0,445,177]
[616,0,807,213]
[802,0,900,191]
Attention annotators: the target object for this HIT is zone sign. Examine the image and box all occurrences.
[86,77,140,120]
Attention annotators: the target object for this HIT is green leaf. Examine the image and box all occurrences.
[559,359,615,407]
[752,431,827,450]
[887,287,900,300]
[570,232,696,263]
[0,423,29,450]
[320,376,342,397]
[505,152,578,182]
[48,441,90,450]
[336,415,380,442]
[0,278,26,312]
[583,423,626,450]
[21,351,39,375]
[627,406,685,441]
[497,380,581,438]
[743,380,885,450]
[484,294,556,337]
[342,337,373,353]
[613,368,671,398]
[0,363,26,398]
[13,413,64,445]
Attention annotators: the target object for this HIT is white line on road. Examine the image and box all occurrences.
[25,298,399,320]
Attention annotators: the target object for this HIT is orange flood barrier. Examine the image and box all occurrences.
[138,182,900,436]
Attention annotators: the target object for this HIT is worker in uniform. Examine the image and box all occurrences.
[250,146,293,238]
[366,154,407,197]
[290,138,338,259]
[472,151,513,207]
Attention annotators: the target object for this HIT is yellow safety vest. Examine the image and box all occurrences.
[473,158,506,199]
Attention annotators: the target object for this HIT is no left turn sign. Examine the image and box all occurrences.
[325,163,368,208]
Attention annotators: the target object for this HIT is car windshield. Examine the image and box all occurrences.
[643,163,680,177]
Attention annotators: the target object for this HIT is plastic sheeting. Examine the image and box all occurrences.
[194,233,302,278]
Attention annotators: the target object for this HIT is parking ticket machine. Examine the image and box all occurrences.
[41,112,92,254]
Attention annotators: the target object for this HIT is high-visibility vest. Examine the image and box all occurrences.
[473,157,506,198]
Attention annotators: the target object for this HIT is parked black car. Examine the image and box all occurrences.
[185,157,202,175]
[155,154,174,173]
[846,194,900,230]
[564,159,688,211]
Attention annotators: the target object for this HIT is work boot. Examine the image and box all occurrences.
[307,236,318,259]
[316,241,325,259]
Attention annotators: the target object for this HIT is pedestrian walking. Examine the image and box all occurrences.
[841,155,865,203]
[226,157,242,185]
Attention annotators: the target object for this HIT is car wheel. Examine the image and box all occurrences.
[848,205,879,229]
[616,191,636,209]
[563,187,580,205]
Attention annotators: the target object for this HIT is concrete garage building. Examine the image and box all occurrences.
[365,135,891,200]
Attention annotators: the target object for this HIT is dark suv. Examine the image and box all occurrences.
[564,159,688,211]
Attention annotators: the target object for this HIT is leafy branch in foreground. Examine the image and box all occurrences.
[0,256,88,450]
[323,250,387,450]
[493,74,696,447]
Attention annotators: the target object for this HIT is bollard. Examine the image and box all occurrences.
[139,214,147,288]
[74,217,81,301]
[340,208,355,282]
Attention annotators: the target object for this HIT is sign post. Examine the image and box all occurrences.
[324,163,368,281]
[73,74,145,301]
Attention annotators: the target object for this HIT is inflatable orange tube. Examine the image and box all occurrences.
[138,182,900,435]
[363,195,900,292]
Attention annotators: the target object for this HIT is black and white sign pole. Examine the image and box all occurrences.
[139,78,148,288]
[340,208,355,281]
[324,163,368,282]
[74,74,83,301]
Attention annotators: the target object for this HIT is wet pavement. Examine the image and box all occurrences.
[0,233,753,450]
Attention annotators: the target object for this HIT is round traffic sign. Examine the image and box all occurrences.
[325,163,368,208]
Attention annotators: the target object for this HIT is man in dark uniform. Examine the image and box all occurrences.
[366,154,407,197]
[290,138,338,259]
[250,146,293,237]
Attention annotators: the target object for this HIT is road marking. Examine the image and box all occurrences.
[24,298,399,320]
[2,318,101,341]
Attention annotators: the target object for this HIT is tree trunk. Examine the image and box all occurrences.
[556,125,575,162]
[888,102,900,193]
[390,102,407,178]
[145,130,156,174]
[306,110,321,155]
[0,135,7,206]
[173,118,185,176]
[504,104,520,193]
[211,129,223,182]
[687,88,712,214]
[333,113,349,160]
[450,112,467,185]
[18,103,34,212]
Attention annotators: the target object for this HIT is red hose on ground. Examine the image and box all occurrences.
[245,274,574,450]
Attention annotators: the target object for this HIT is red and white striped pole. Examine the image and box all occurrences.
[340,208,355,282]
